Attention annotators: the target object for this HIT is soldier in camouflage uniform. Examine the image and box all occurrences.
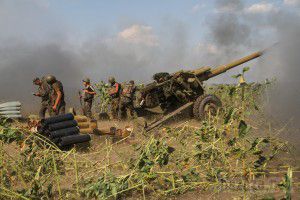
[32,77,51,119]
[118,80,137,120]
[81,78,96,118]
[108,76,121,120]
[45,75,66,116]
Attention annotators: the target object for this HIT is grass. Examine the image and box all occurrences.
[0,81,299,199]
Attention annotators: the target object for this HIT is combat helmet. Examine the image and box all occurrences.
[108,76,116,84]
[82,78,91,83]
[45,75,57,84]
[32,77,40,83]
[129,80,135,84]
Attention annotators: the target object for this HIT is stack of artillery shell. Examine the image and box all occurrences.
[74,115,98,134]
[39,113,91,149]
[0,101,22,119]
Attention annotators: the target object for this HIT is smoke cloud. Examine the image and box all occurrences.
[261,10,300,125]
[0,41,84,111]
[209,14,251,47]
[0,1,187,113]
[209,0,300,128]
[0,0,299,127]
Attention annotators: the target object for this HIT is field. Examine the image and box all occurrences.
[0,82,299,200]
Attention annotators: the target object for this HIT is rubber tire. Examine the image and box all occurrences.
[193,94,222,120]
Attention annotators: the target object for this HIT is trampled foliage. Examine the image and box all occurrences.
[0,81,298,199]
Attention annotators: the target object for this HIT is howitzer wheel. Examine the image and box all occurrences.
[193,94,222,120]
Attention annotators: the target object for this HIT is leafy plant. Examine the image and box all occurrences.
[82,173,130,199]
[0,80,295,199]
[278,167,293,200]
[94,81,111,113]
[0,119,24,143]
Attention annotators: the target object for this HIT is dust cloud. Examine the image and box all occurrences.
[261,11,300,125]
[207,0,300,127]
[0,0,189,113]
[0,0,299,126]
[0,42,84,112]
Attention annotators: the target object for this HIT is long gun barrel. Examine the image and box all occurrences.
[142,50,264,93]
[201,51,263,81]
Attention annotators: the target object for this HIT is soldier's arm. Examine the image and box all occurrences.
[39,90,46,97]
[39,84,49,97]
[109,83,119,95]
[34,86,45,97]
[115,83,120,93]
[83,90,96,95]
[84,86,96,95]
[53,86,62,109]
[33,92,41,97]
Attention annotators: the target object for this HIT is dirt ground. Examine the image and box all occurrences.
[88,115,300,199]
[6,111,299,199]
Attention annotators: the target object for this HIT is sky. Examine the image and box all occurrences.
[0,0,298,75]
[0,0,300,121]
[47,0,283,43]
[0,0,291,44]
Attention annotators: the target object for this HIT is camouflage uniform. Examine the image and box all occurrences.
[108,79,121,120]
[118,81,137,120]
[49,80,66,116]
[34,77,51,119]
[83,84,95,118]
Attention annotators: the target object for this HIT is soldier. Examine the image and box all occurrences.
[108,76,121,120]
[81,78,96,118]
[45,75,66,116]
[32,77,50,119]
[118,80,137,120]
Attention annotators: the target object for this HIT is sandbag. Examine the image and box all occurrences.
[74,115,88,123]
[0,101,21,108]
[48,120,78,131]
[49,127,79,139]
[78,122,90,129]
[90,120,98,130]
[59,134,91,147]
[79,128,93,134]
[41,113,74,126]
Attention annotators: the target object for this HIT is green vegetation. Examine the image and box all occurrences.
[0,81,298,199]
[94,81,111,113]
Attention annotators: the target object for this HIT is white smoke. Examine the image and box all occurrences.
[0,0,299,124]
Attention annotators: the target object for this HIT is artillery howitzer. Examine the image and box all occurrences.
[135,51,263,131]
